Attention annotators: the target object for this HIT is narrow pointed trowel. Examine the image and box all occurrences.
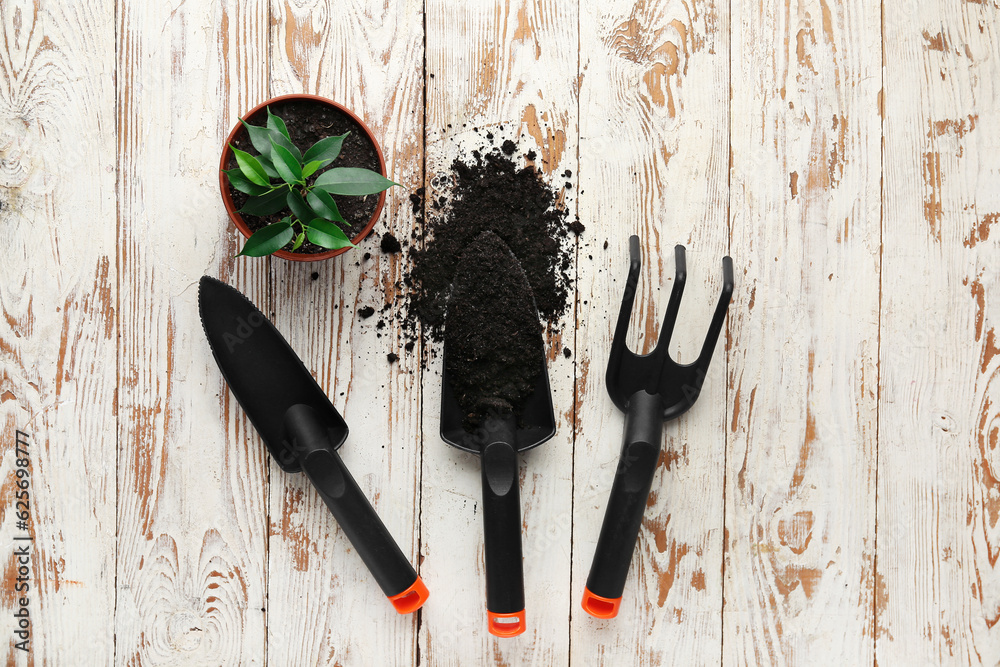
[440,232,556,637]
[198,276,428,614]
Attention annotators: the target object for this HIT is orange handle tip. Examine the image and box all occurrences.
[487,609,526,637]
[581,587,621,619]
[388,577,429,614]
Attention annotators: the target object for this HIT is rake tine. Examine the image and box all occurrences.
[608,236,642,362]
[695,255,735,371]
[653,245,687,355]
[606,235,642,408]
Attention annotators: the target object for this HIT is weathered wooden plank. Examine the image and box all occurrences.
[0,0,116,663]
[418,0,578,663]
[877,4,1000,665]
[572,1,730,664]
[17,4,1000,662]
[265,1,425,664]
[115,1,271,664]
[725,0,881,664]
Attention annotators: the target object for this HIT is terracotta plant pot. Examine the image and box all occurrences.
[219,93,388,262]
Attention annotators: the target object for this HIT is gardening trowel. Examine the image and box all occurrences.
[440,232,556,638]
[198,276,428,614]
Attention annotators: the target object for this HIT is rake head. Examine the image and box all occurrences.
[606,235,734,421]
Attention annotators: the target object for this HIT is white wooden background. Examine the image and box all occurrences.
[0,0,998,665]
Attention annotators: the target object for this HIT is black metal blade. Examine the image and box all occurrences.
[440,363,555,453]
[440,232,555,454]
[198,276,347,471]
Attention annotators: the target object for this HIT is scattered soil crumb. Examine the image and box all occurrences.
[358,306,375,318]
[387,353,399,363]
[381,232,402,254]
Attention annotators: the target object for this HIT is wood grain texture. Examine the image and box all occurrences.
[265,1,425,665]
[115,1,271,664]
[5,2,1000,664]
[725,0,881,664]
[572,1,730,665]
[419,0,578,664]
[878,3,1000,665]
[0,0,117,663]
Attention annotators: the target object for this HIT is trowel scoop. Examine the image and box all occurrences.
[440,232,556,637]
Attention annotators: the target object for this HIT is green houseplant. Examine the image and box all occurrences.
[220,95,396,261]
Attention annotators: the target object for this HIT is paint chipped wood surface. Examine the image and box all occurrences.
[266,1,424,665]
[878,5,1000,666]
[726,1,882,663]
[573,1,729,664]
[418,0,577,664]
[1,0,999,665]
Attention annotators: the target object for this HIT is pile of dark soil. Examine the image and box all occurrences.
[445,233,543,426]
[405,142,576,341]
[226,99,381,254]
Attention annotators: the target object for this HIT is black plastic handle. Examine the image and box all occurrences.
[582,390,663,618]
[479,414,526,637]
[284,404,428,614]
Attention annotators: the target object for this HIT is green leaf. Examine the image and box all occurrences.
[224,169,269,196]
[240,119,275,157]
[239,186,290,216]
[305,218,355,250]
[286,189,313,223]
[237,219,294,257]
[272,131,302,163]
[302,133,349,167]
[290,231,306,251]
[266,107,290,140]
[231,145,269,186]
[241,119,302,164]
[306,188,345,222]
[313,167,397,196]
[270,138,303,184]
[257,154,280,179]
[301,160,324,179]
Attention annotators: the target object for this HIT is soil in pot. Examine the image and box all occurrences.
[403,136,578,345]
[226,98,381,255]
